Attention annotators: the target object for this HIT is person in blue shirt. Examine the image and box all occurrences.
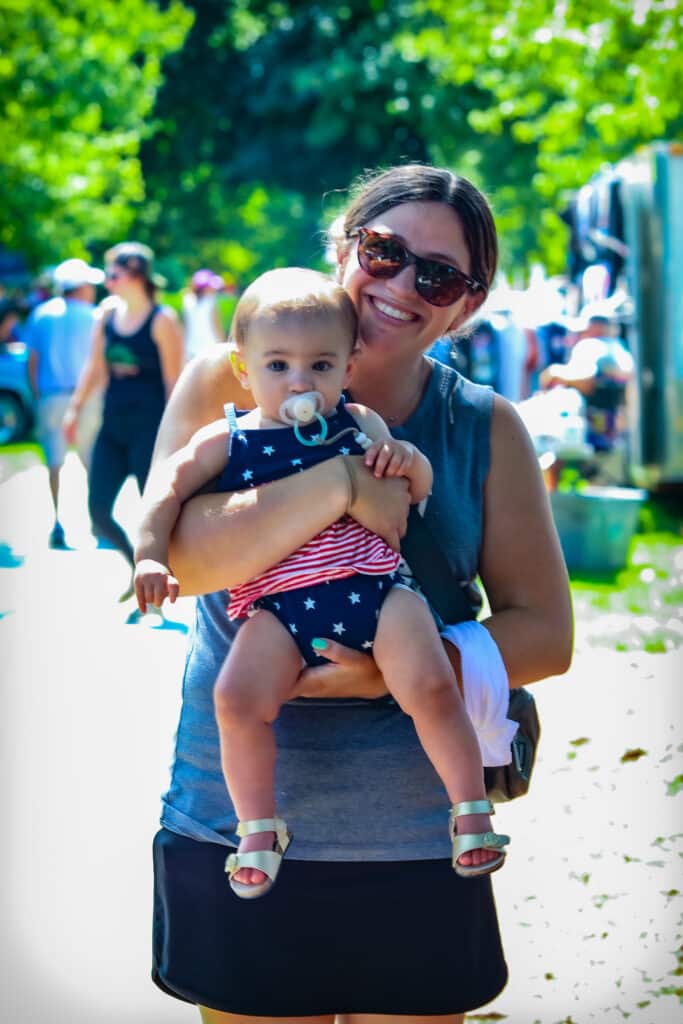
[23,258,104,548]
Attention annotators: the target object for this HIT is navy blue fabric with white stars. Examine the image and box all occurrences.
[257,572,396,667]
[214,399,399,666]
[213,398,368,492]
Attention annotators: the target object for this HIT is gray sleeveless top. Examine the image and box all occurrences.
[160,361,493,860]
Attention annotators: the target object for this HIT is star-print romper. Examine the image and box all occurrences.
[215,401,402,667]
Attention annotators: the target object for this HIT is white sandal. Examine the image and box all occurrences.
[225,817,292,899]
[450,799,510,879]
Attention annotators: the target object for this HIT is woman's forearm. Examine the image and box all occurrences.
[481,604,573,689]
[168,457,351,595]
[477,394,574,689]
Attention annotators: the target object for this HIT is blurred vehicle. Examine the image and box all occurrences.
[0,340,34,444]
[565,142,683,489]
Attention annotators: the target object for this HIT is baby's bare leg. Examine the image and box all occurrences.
[373,588,497,868]
[214,609,302,884]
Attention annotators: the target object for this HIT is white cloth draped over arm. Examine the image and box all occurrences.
[441,620,519,767]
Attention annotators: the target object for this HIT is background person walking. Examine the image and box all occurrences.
[182,268,225,362]
[63,242,184,601]
[24,258,104,548]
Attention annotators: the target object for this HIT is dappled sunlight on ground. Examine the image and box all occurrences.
[483,649,681,1023]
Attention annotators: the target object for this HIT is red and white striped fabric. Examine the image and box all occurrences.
[227,516,401,620]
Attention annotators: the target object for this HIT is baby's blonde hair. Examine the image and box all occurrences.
[232,267,357,350]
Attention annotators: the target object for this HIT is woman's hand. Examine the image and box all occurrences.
[292,639,390,700]
[343,455,411,551]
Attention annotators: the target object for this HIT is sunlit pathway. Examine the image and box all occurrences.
[486,646,681,1023]
[1,454,194,1023]
[1,452,681,1023]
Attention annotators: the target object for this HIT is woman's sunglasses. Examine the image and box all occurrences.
[353,227,486,307]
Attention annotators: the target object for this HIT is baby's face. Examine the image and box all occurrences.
[238,319,355,423]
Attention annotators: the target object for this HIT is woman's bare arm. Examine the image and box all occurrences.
[476,395,573,686]
[153,306,185,398]
[154,349,411,594]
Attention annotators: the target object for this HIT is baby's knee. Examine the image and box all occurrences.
[214,673,282,725]
[394,666,457,715]
[214,673,253,724]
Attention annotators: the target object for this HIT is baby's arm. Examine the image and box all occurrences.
[134,419,231,611]
[347,403,433,504]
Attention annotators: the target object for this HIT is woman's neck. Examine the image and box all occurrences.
[121,290,152,317]
[349,355,431,425]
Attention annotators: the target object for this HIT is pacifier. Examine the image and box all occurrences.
[278,391,329,445]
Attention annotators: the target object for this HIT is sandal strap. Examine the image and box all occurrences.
[225,848,284,883]
[452,830,510,859]
[236,816,289,845]
[449,799,494,820]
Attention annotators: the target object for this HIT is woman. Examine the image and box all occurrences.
[151,165,573,1022]
[63,242,184,598]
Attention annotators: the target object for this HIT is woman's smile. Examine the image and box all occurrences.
[369,295,419,323]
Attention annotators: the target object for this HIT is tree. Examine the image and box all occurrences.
[0,0,192,270]
[410,0,683,270]
[136,0,487,283]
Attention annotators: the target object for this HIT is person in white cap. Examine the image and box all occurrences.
[23,257,104,548]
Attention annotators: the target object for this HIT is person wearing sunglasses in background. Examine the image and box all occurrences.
[63,242,184,606]
[149,165,572,1023]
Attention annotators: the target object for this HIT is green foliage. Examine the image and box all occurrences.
[411,0,683,270]
[4,0,683,280]
[0,0,192,269]
[135,0,448,281]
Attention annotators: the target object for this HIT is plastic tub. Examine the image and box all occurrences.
[550,486,647,572]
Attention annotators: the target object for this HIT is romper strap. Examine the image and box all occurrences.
[224,402,239,431]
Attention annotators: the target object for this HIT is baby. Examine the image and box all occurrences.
[134,267,509,898]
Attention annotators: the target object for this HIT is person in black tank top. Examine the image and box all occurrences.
[62,242,184,603]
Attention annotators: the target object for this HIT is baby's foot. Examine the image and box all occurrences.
[231,830,276,887]
[452,811,503,870]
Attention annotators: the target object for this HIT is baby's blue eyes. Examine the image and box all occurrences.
[266,361,333,373]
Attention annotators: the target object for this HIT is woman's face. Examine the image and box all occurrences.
[339,200,482,362]
[104,264,130,294]
[104,263,142,298]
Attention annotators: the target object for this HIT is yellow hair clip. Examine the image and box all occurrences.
[229,350,246,374]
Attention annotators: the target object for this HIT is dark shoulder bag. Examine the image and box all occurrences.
[401,507,541,803]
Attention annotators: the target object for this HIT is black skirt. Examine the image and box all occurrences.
[152,829,508,1017]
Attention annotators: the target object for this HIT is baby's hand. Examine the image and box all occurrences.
[134,559,180,614]
[364,439,415,479]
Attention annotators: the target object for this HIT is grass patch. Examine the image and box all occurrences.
[570,499,682,653]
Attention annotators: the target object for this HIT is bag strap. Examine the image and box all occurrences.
[401,507,475,625]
